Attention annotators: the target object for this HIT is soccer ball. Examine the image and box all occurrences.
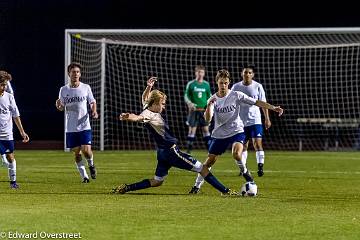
[240,181,258,197]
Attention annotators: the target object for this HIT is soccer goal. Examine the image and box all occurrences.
[65,28,360,151]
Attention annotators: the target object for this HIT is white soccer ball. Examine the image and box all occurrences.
[240,181,258,197]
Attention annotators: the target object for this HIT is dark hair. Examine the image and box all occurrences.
[215,69,230,82]
[0,70,12,83]
[242,63,256,71]
[67,62,82,73]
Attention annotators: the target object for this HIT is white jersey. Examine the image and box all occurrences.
[0,92,20,140]
[231,80,266,126]
[58,82,96,133]
[209,90,257,139]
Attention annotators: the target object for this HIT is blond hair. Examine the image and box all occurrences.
[0,70,12,84]
[146,90,167,107]
[215,69,230,82]
[195,65,205,72]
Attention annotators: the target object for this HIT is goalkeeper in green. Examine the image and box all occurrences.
[184,65,212,153]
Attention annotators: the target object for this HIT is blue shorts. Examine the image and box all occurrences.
[0,140,14,155]
[155,145,203,181]
[244,124,263,142]
[208,132,246,155]
[66,130,92,149]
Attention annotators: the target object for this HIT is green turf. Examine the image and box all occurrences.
[0,150,359,240]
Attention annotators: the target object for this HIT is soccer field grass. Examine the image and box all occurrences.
[0,150,359,240]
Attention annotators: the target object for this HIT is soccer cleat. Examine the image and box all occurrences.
[89,165,97,179]
[257,163,264,177]
[221,189,239,197]
[10,181,19,189]
[188,186,200,194]
[242,170,254,182]
[82,177,90,183]
[111,184,129,194]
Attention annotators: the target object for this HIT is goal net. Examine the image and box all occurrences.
[65,28,360,151]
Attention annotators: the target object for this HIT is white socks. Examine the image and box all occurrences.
[8,159,16,182]
[194,167,212,188]
[2,154,9,168]
[76,160,89,179]
[86,156,94,167]
[235,159,248,173]
[256,151,265,164]
[241,151,248,166]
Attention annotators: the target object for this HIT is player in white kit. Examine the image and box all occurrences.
[56,63,98,183]
[0,70,30,189]
[232,64,270,177]
[189,69,283,194]
[1,72,15,167]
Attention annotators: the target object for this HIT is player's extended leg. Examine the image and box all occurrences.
[189,154,217,194]
[186,126,197,154]
[163,146,235,195]
[81,145,97,179]
[7,153,18,189]
[198,164,237,195]
[253,138,265,177]
[233,142,253,182]
[112,148,170,194]
[73,147,90,183]
[112,178,163,194]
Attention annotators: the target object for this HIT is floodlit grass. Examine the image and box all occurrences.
[0,150,359,240]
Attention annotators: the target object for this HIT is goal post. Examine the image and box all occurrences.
[65,28,360,151]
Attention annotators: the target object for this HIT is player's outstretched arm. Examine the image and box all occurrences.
[13,116,29,143]
[119,113,144,122]
[255,100,284,116]
[142,77,157,105]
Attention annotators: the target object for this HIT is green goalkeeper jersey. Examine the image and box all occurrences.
[184,79,212,109]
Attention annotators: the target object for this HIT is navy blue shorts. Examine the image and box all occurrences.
[208,132,246,155]
[0,140,14,155]
[66,130,92,149]
[244,124,263,142]
[155,145,203,181]
[187,110,209,127]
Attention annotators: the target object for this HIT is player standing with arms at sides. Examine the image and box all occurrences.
[184,65,212,153]
[1,71,15,167]
[231,64,269,177]
[112,77,238,196]
[189,69,283,194]
[56,62,98,183]
[0,71,29,189]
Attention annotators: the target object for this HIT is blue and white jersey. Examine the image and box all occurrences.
[231,80,266,126]
[140,109,177,149]
[0,92,20,140]
[58,82,96,133]
[208,90,257,139]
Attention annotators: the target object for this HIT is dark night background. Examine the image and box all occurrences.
[0,0,359,148]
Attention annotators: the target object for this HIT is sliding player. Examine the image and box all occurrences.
[112,76,238,196]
